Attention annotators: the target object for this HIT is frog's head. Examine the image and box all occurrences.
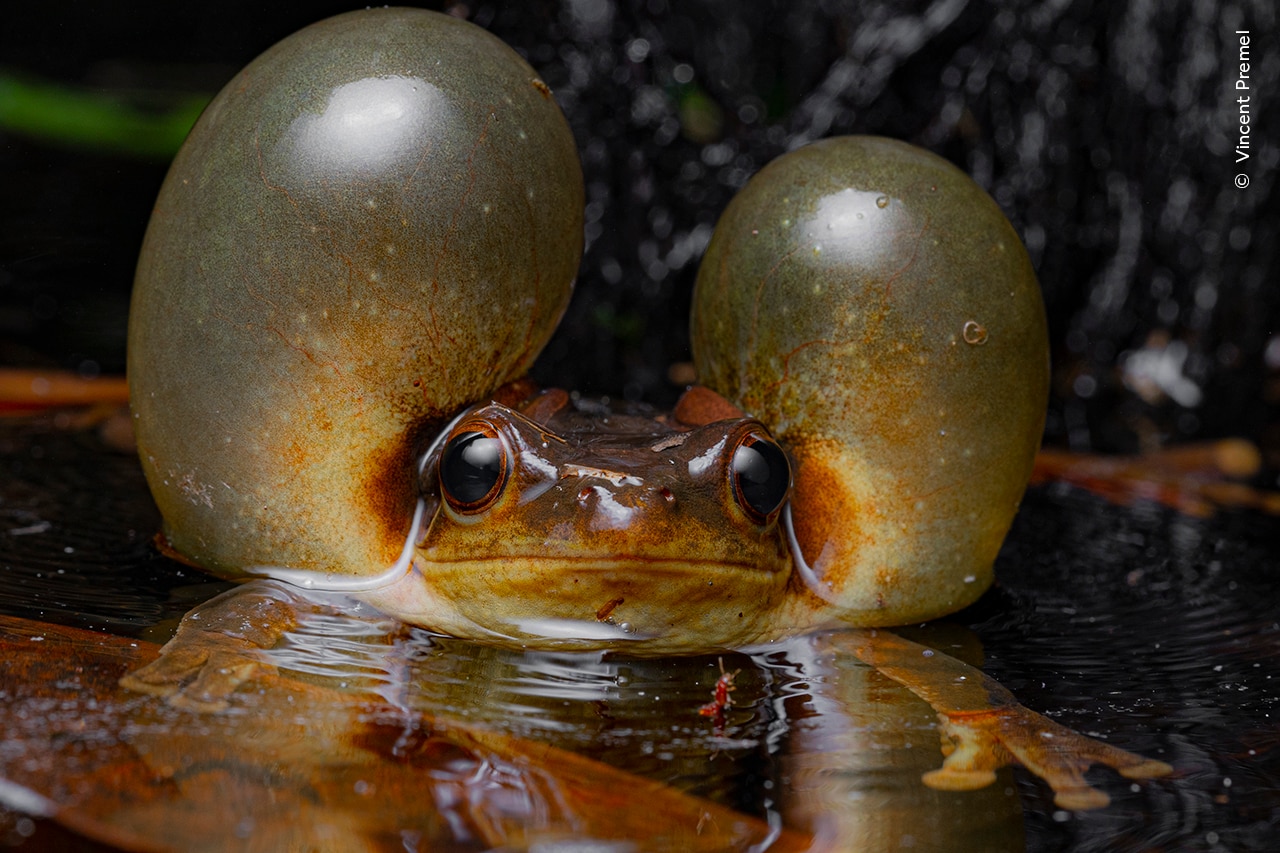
[381,386,799,651]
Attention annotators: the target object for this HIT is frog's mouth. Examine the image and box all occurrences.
[363,555,797,653]
[495,615,646,644]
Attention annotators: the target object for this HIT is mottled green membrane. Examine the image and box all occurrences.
[692,136,1048,625]
[128,9,583,580]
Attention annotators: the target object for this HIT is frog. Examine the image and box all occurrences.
[123,380,1171,810]
[119,6,1172,813]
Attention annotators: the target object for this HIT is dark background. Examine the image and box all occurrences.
[1,0,1277,456]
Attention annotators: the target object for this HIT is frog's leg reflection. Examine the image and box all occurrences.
[825,628,1173,810]
[768,631,1027,851]
[119,579,317,712]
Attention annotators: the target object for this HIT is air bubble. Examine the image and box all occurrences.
[962,321,988,345]
[875,195,890,209]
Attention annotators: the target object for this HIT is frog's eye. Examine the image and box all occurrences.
[439,425,508,512]
[730,433,791,522]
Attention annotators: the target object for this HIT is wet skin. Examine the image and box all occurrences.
[124,382,1171,811]
[121,8,1171,811]
[364,386,807,652]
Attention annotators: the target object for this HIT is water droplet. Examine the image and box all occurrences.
[963,321,988,345]
[875,195,890,209]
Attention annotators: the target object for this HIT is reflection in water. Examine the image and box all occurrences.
[263,606,1028,851]
[1,615,801,852]
[767,635,1024,851]
[3,418,1277,850]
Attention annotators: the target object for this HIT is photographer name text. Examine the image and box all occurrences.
[1233,30,1254,187]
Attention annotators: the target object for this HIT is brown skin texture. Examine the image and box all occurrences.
[361,387,802,652]
[127,8,583,581]
[692,136,1050,626]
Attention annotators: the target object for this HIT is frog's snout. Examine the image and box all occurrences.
[564,468,670,531]
[562,464,645,490]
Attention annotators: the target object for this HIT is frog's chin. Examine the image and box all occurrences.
[354,558,802,653]
[444,616,661,652]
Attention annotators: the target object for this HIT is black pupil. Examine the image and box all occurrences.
[732,437,790,519]
[440,431,504,506]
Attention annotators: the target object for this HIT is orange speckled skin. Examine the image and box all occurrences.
[128,9,583,581]
[692,136,1049,627]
